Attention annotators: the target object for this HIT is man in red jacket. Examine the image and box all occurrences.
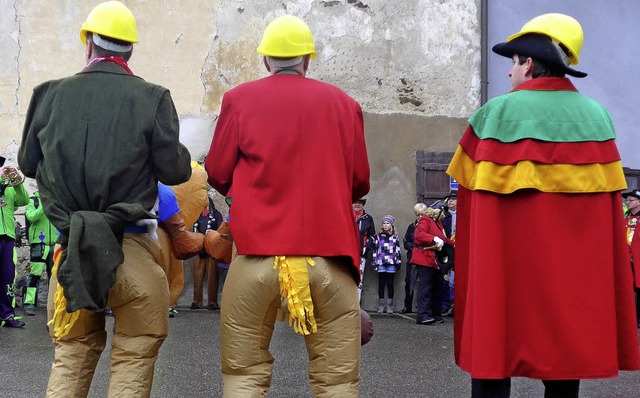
[205,14,370,397]
[622,189,640,328]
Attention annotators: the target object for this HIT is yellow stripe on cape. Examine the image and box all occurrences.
[447,146,627,194]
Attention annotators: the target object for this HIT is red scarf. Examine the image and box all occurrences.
[353,209,364,221]
[84,56,133,75]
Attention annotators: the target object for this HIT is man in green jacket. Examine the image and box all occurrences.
[23,184,58,316]
[0,158,30,328]
[18,1,191,396]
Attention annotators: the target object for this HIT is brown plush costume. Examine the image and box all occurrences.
[157,163,209,308]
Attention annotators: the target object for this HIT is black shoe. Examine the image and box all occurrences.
[190,302,203,310]
[1,318,26,328]
[444,304,454,317]
[207,303,220,311]
[416,317,436,325]
[400,307,412,314]
[434,317,444,324]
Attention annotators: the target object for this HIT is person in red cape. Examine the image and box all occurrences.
[447,13,640,398]
[205,15,370,396]
[622,189,640,328]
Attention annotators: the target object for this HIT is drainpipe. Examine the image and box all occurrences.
[480,0,488,105]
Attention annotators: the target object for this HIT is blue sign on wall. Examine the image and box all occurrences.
[450,177,459,191]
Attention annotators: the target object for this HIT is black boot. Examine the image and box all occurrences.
[401,294,413,313]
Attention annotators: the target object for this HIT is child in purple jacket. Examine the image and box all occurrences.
[372,215,402,313]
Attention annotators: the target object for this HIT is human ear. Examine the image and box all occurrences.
[263,56,271,73]
[525,57,534,76]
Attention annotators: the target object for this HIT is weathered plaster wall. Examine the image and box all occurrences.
[0,0,20,159]
[1,0,480,308]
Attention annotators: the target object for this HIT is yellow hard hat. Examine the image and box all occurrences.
[257,15,316,59]
[507,13,583,65]
[80,1,138,45]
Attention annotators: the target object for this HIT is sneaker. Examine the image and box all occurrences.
[207,303,220,311]
[169,307,178,318]
[445,305,454,317]
[416,317,436,325]
[435,317,444,324]
[25,305,36,316]
[1,317,26,328]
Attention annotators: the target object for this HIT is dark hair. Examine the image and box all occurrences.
[91,34,133,61]
[517,54,565,78]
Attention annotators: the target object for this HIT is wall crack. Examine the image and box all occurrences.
[13,0,21,118]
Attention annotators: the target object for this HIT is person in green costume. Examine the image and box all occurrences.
[0,158,29,328]
[23,182,58,316]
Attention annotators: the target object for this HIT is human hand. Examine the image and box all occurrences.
[433,236,444,248]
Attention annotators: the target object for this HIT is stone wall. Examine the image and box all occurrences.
[1,0,481,309]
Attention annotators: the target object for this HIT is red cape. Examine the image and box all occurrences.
[454,187,640,378]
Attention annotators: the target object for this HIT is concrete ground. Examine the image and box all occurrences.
[1,307,638,397]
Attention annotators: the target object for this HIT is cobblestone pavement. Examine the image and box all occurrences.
[1,309,638,397]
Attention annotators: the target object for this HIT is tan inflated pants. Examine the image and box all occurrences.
[46,234,169,398]
[221,255,361,397]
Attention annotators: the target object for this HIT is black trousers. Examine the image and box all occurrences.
[416,265,442,320]
[471,378,580,398]
[403,262,416,311]
[378,272,395,299]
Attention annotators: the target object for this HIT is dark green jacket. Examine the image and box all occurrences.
[18,61,191,311]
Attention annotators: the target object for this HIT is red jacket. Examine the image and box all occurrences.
[410,216,445,268]
[206,73,370,281]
